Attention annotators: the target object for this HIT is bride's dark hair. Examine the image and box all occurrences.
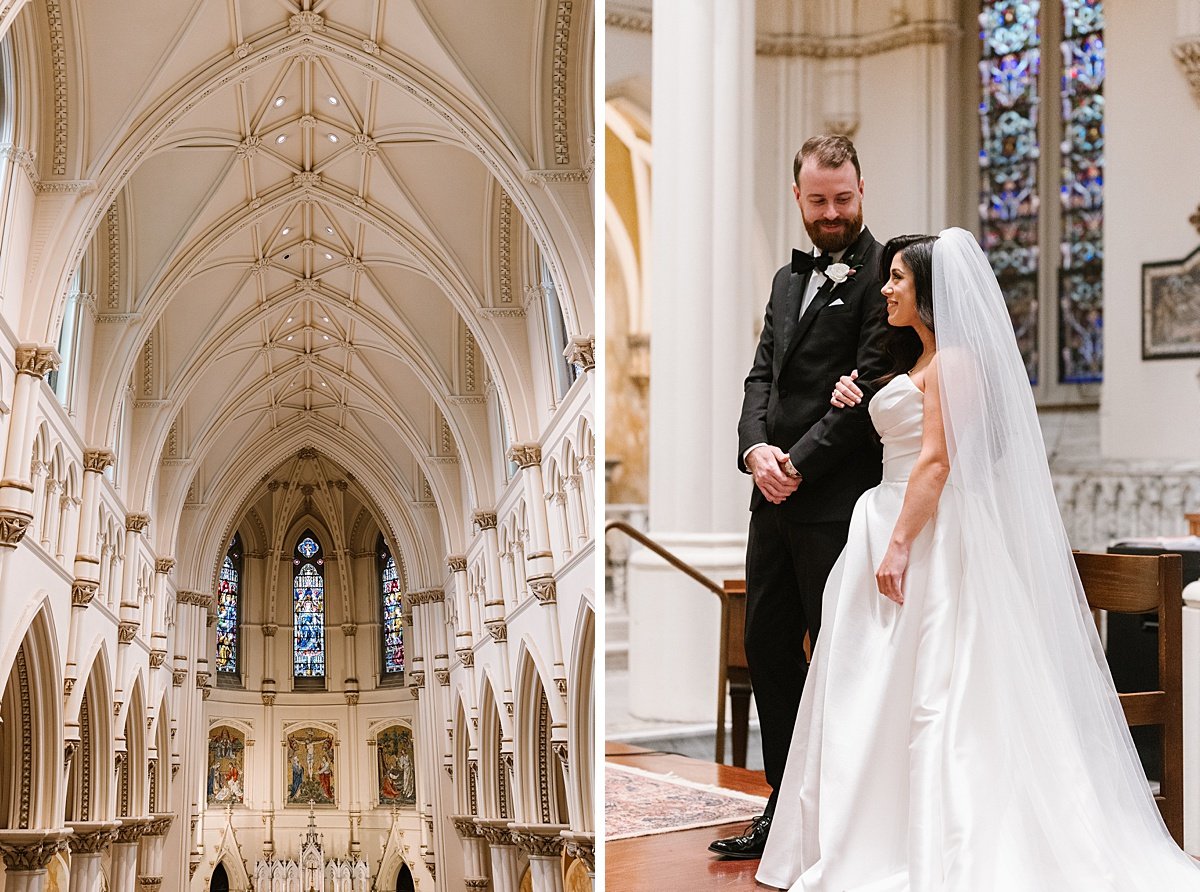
[875,234,939,384]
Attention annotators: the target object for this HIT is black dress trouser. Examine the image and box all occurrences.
[745,503,851,816]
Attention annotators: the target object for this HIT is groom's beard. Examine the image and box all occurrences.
[804,205,864,254]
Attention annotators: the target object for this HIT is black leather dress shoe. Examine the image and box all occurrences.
[707,814,771,859]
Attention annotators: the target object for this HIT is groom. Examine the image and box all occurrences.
[711,134,890,859]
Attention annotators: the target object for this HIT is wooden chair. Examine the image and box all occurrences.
[721,581,751,768]
[1073,550,1185,846]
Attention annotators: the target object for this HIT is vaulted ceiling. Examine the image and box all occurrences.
[0,0,593,587]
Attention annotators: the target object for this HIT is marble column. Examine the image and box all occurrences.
[137,814,174,892]
[70,449,110,593]
[0,830,72,892]
[528,577,567,701]
[478,821,521,892]
[0,346,59,538]
[109,819,148,892]
[511,824,568,892]
[628,0,756,722]
[507,445,554,582]
[450,818,490,889]
[66,822,119,892]
[446,555,472,659]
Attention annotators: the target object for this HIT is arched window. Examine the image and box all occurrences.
[49,269,84,406]
[978,0,1104,391]
[293,531,326,683]
[215,533,242,678]
[541,260,578,399]
[379,535,404,679]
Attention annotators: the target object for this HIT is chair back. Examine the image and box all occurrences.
[1073,550,1184,846]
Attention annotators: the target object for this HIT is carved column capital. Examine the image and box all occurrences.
[154,558,175,574]
[529,576,557,605]
[1175,38,1200,105]
[66,822,120,854]
[564,335,595,371]
[14,345,61,379]
[507,443,542,468]
[261,623,278,637]
[509,824,569,858]
[446,554,467,573]
[562,832,595,872]
[149,650,167,668]
[472,510,498,531]
[486,621,508,643]
[71,579,98,606]
[117,621,139,644]
[142,815,174,838]
[0,830,71,871]
[113,819,150,844]
[125,513,150,534]
[340,623,357,636]
[450,816,484,839]
[0,509,32,547]
[83,449,116,473]
[434,669,451,686]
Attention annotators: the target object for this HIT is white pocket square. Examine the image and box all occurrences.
[828,298,845,307]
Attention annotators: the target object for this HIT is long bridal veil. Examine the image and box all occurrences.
[931,228,1198,886]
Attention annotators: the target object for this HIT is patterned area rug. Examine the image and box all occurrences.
[606,762,768,840]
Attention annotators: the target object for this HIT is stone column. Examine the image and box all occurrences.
[120,514,149,631]
[109,819,148,892]
[137,814,174,892]
[528,578,567,702]
[446,555,472,660]
[150,559,174,666]
[507,445,554,582]
[66,822,119,892]
[478,821,521,892]
[626,0,756,723]
[561,831,595,891]
[511,824,568,892]
[564,474,588,548]
[0,346,60,538]
[450,818,490,889]
[0,830,71,892]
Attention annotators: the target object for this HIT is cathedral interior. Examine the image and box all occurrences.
[0,2,595,891]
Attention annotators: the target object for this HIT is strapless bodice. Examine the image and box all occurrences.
[868,374,924,482]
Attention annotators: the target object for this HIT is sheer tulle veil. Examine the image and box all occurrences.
[931,227,1196,882]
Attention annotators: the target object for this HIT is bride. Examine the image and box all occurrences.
[755,228,1200,891]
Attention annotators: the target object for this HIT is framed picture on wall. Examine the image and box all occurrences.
[284,725,337,806]
[1142,246,1200,360]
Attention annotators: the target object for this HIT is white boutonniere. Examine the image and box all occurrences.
[825,262,863,288]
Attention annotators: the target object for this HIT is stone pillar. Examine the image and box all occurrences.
[66,822,119,892]
[507,445,554,582]
[564,474,588,548]
[478,821,521,892]
[627,0,756,724]
[528,578,567,702]
[120,513,149,628]
[137,814,174,892]
[150,559,174,665]
[0,830,71,892]
[562,832,595,891]
[109,819,148,892]
[74,452,113,585]
[0,346,60,537]
[446,555,472,658]
[511,824,568,892]
[450,818,490,889]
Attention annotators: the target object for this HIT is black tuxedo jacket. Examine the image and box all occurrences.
[737,226,891,521]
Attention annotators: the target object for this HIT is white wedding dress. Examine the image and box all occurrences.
[756,371,1200,891]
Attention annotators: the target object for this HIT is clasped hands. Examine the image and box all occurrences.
[747,445,800,504]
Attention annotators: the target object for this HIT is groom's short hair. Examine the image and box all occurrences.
[794,134,861,185]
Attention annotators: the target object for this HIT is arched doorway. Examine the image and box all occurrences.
[210,862,230,892]
[395,863,415,892]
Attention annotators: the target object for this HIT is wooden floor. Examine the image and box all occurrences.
[606,741,772,891]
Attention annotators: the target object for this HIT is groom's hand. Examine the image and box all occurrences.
[747,445,800,504]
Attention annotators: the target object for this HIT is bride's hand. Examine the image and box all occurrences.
[876,543,908,605]
[830,369,862,408]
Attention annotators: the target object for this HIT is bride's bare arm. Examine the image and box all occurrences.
[875,356,950,604]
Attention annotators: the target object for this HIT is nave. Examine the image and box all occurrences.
[0,1,595,891]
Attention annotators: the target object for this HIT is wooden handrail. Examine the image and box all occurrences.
[604,519,735,763]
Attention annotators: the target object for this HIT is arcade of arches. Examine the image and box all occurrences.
[0,2,595,892]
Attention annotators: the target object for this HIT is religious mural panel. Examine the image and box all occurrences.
[285,726,336,806]
[376,724,417,807]
[207,725,246,805]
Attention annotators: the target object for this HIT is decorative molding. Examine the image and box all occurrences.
[289,11,326,33]
[71,579,98,606]
[408,670,424,689]
[472,511,498,531]
[149,650,167,668]
[107,202,121,308]
[529,576,557,605]
[1175,38,1200,105]
[351,133,378,156]
[63,678,75,696]
[293,172,322,189]
[757,19,960,57]
[95,313,141,324]
[261,692,276,706]
[117,622,139,644]
[0,836,68,871]
[0,144,38,187]
[0,509,32,547]
[172,669,186,687]
[477,307,526,319]
[605,5,652,33]
[446,555,467,573]
[511,828,566,858]
[341,623,358,636]
[176,591,213,609]
[434,669,450,686]
[563,834,595,872]
[195,671,211,689]
[15,345,61,379]
[525,168,591,186]
[155,558,175,574]
[457,648,474,668]
[508,443,542,468]
[450,817,483,839]
[84,449,116,473]
[486,621,507,643]
[125,513,150,533]
[345,692,359,706]
[464,880,489,890]
[551,0,574,165]
[564,336,595,371]
[67,826,119,855]
[498,192,513,303]
[46,0,68,175]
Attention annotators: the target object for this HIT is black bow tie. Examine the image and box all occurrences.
[792,249,834,276]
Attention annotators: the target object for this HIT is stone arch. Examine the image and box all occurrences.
[0,599,62,829]
[566,600,594,832]
[66,642,114,823]
[117,675,147,819]
[512,642,568,825]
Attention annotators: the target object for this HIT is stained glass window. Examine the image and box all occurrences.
[379,536,404,676]
[293,531,326,678]
[1058,0,1104,383]
[979,0,1042,383]
[979,0,1104,388]
[216,534,242,675]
